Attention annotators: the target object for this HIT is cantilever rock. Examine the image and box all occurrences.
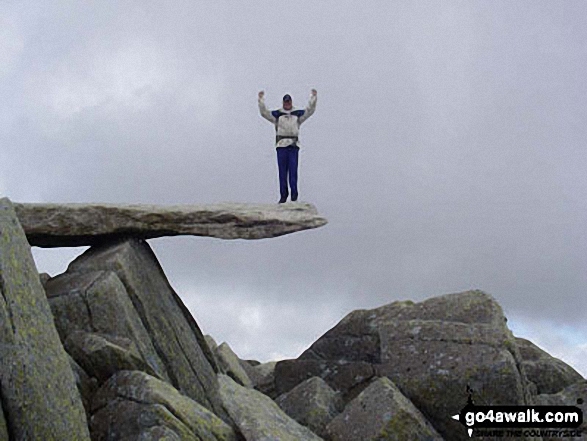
[14,202,328,248]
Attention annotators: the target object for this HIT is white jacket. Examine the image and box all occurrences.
[258,93,317,148]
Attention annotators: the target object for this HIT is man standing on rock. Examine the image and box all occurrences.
[258,89,317,203]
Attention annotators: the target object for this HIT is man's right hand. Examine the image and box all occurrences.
[258,91,265,99]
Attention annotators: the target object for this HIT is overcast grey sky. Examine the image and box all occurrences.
[3,1,586,375]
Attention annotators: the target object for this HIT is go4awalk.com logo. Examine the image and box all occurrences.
[451,390,583,438]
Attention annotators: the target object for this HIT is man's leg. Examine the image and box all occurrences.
[276,148,289,203]
[288,146,300,201]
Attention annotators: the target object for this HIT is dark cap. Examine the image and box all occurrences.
[282,94,292,102]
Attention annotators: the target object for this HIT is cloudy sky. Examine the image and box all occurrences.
[3,1,586,376]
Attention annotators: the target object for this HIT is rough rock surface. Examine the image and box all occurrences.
[275,290,536,440]
[217,374,323,441]
[326,377,443,441]
[68,355,99,415]
[64,331,157,382]
[275,376,342,438]
[215,342,253,388]
[39,272,51,286]
[534,380,586,439]
[91,370,237,441]
[15,202,328,247]
[0,198,91,440]
[251,361,278,397]
[66,239,229,422]
[516,337,584,394]
[46,270,170,382]
[205,334,219,352]
[275,360,376,402]
[0,402,7,441]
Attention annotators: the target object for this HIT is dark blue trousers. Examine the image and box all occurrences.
[276,146,299,201]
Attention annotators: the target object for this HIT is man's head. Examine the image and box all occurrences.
[282,94,292,110]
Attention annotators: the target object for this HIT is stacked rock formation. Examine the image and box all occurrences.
[0,197,584,440]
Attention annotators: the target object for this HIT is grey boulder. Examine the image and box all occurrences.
[215,342,253,388]
[0,198,90,440]
[275,376,343,438]
[251,361,278,397]
[46,269,170,383]
[275,290,536,440]
[218,374,323,441]
[66,239,228,421]
[91,370,237,441]
[516,337,584,394]
[534,380,586,439]
[274,359,376,402]
[205,334,219,352]
[0,402,7,441]
[65,331,158,383]
[68,355,99,416]
[326,377,443,441]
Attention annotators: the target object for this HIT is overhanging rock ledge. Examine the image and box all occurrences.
[14,202,328,248]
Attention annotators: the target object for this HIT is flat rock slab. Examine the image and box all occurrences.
[14,202,328,247]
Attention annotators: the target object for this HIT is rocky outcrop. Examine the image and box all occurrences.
[535,380,587,439]
[275,377,342,438]
[274,290,539,440]
[15,202,328,247]
[215,343,254,388]
[0,402,8,441]
[250,361,278,397]
[205,334,219,352]
[0,198,91,440]
[3,194,584,440]
[65,238,230,422]
[326,377,443,441]
[516,337,584,394]
[217,374,323,441]
[274,360,376,402]
[208,339,277,393]
[64,331,158,382]
[90,370,237,441]
[68,355,99,416]
[46,269,170,383]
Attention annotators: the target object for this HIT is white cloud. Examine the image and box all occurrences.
[181,283,346,363]
[41,42,176,117]
[23,38,224,125]
[0,6,25,78]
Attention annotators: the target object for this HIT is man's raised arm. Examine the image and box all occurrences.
[298,89,317,124]
[258,90,276,123]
